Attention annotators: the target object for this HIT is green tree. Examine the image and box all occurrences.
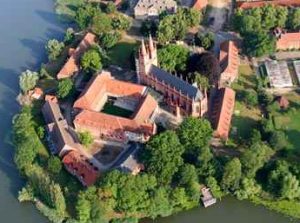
[106,2,117,14]
[47,156,62,174]
[269,131,290,151]
[235,178,261,200]
[288,8,300,30]
[91,13,112,35]
[157,15,175,44]
[76,194,91,223]
[140,20,157,36]
[196,146,215,177]
[78,131,94,147]
[81,49,102,74]
[275,6,288,28]
[241,142,274,178]
[280,173,300,200]
[19,70,39,93]
[13,109,39,171]
[158,44,189,73]
[112,14,131,31]
[64,27,75,45]
[194,73,210,89]
[243,89,258,107]
[100,32,121,49]
[206,176,223,199]
[148,187,172,218]
[261,5,277,29]
[177,117,212,157]
[142,131,184,185]
[244,31,275,57]
[45,39,65,61]
[57,78,74,99]
[75,4,99,29]
[221,158,242,192]
[195,32,214,50]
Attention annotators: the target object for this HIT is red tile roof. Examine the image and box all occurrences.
[193,0,208,10]
[276,32,300,50]
[219,40,239,84]
[211,87,235,140]
[29,87,44,99]
[74,71,146,110]
[73,71,157,141]
[237,0,300,9]
[62,150,99,186]
[57,32,97,79]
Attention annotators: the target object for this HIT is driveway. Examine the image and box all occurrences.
[207,0,230,32]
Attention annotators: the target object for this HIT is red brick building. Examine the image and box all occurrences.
[276,32,300,51]
[219,40,239,86]
[57,32,96,79]
[136,37,208,118]
[236,0,300,9]
[73,71,158,143]
[210,87,235,140]
[62,150,99,187]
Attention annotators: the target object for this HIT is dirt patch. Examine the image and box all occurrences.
[89,142,124,165]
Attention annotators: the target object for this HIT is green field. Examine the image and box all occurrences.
[231,64,262,140]
[271,92,300,152]
[108,41,138,69]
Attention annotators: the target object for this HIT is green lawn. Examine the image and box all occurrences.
[231,64,262,140]
[271,92,300,152]
[101,101,133,118]
[108,41,138,69]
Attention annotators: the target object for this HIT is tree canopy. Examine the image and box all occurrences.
[158,44,189,73]
[19,70,39,93]
[141,131,184,185]
[80,48,102,74]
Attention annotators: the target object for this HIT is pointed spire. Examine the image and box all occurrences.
[149,34,154,52]
[141,39,147,56]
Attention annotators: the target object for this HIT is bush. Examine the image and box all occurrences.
[57,78,75,99]
[78,131,94,147]
[47,156,62,174]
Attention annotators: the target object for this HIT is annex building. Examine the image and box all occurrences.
[73,71,158,143]
[236,0,300,9]
[265,60,293,88]
[136,36,208,118]
[134,0,177,19]
[57,32,96,79]
[42,98,100,186]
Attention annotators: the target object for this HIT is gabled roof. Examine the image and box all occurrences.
[276,32,300,47]
[193,0,208,10]
[237,0,300,9]
[42,101,64,124]
[74,109,155,136]
[149,65,203,100]
[62,150,99,186]
[134,0,177,12]
[74,72,146,110]
[133,94,158,124]
[211,87,235,140]
[219,40,239,76]
[57,32,96,79]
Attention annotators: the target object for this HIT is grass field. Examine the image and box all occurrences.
[231,64,262,140]
[108,40,138,69]
[271,92,300,152]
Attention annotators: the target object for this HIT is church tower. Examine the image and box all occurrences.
[136,36,158,84]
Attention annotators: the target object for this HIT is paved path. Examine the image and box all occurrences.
[207,0,230,32]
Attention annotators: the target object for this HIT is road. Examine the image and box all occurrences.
[207,0,230,32]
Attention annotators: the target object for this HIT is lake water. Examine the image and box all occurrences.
[0,1,299,222]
